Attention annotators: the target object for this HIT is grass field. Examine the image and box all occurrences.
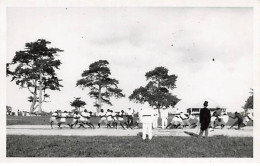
[6,115,253,126]
[6,135,253,157]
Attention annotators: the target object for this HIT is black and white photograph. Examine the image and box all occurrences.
[1,0,260,162]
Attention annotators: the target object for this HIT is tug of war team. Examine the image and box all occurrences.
[50,101,253,140]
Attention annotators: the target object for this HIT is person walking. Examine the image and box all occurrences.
[198,101,211,137]
[140,102,154,141]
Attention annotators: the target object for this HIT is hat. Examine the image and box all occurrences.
[153,106,157,109]
[162,106,166,109]
[203,101,208,106]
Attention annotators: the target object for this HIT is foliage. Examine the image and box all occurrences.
[70,97,86,111]
[243,88,253,111]
[7,39,63,113]
[129,66,180,109]
[76,60,125,111]
[6,106,12,115]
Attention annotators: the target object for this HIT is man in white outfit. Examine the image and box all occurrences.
[161,106,168,129]
[152,106,159,128]
[140,102,154,141]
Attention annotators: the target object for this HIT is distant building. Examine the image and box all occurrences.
[186,98,226,115]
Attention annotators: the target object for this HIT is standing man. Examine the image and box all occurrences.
[152,106,159,129]
[140,102,154,141]
[161,106,168,129]
[198,101,211,137]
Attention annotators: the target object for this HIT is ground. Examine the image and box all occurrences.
[6,116,254,157]
[7,125,253,137]
[7,135,253,157]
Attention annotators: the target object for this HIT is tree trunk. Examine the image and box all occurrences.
[30,81,37,113]
[98,86,102,113]
[38,72,43,113]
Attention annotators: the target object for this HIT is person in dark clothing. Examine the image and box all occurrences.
[229,112,244,129]
[198,101,211,137]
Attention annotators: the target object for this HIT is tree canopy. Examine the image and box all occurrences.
[70,97,86,111]
[76,60,125,112]
[243,89,253,111]
[7,39,63,113]
[129,66,180,109]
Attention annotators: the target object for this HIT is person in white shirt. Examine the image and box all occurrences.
[79,109,95,128]
[97,109,108,128]
[180,112,190,127]
[114,110,126,129]
[140,102,154,141]
[50,110,60,129]
[166,115,183,129]
[126,107,134,128]
[110,110,117,127]
[106,109,113,128]
[70,111,81,128]
[152,106,159,128]
[161,106,168,129]
[59,111,69,128]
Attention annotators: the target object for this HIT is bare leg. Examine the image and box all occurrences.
[198,129,203,137]
[229,120,238,129]
[166,123,172,129]
[205,128,209,137]
[120,122,125,129]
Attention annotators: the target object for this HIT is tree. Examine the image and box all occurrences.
[70,97,86,111]
[7,39,63,113]
[76,60,125,112]
[129,66,180,112]
[243,88,253,111]
[6,106,12,116]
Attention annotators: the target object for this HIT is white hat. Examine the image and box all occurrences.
[162,106,166,109]
[153,106,157,109]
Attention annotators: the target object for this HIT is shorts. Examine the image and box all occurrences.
[60,118,66,123]
[72,119,78,124]
[50,117,59,123]
[107,117,114,122]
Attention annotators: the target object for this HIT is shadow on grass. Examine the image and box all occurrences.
[183,131,199,137]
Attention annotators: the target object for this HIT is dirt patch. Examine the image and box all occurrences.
[6,125,253,137]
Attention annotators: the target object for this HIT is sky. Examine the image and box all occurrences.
[6,7,253,113]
